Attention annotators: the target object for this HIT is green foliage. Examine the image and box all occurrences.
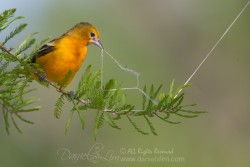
[0,8,24,32]
[2,23,27,45]
[126,116,149,135]
[0,9,40,134]
[0,8,207,138]
[54,94,64,119]
[94,111,105,140]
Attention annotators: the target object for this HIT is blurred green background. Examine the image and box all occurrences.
[1,0,250,166]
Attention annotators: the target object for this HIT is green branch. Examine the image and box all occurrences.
[0,8,206,138]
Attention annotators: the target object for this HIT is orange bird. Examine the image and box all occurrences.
[31,22,103,88]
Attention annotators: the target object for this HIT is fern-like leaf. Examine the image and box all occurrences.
[54,94,65,119]
[127,116,149,135]
[104,113,121,130]
[94,111,105,140]
[144,115,157,135]
[15,32,37,55]
[2,23,27,45]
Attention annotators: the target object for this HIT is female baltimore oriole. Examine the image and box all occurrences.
[32,22,103,88]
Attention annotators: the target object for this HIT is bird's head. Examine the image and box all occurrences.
[68,22,103,49]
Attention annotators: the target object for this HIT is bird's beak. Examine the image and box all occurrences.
[92,39,104,49]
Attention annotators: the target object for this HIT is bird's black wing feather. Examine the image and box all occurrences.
[31,42,56,63]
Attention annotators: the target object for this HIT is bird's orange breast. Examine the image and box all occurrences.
[35,36,88,87]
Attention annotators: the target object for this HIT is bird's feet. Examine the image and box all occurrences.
[68,91,76,99]
[38,72,47,81]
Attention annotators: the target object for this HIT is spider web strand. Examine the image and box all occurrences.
[175,0,250,97]
[102,50,158,105]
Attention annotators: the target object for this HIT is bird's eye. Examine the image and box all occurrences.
[90,32,95,37]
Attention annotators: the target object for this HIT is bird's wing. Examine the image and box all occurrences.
[31,40,56,63]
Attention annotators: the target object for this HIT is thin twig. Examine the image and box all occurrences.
[0,44,12,55]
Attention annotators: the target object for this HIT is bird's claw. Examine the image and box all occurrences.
[38,72,47,81]
[68,91,76,99]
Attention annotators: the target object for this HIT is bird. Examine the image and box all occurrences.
[31,22,103,88]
